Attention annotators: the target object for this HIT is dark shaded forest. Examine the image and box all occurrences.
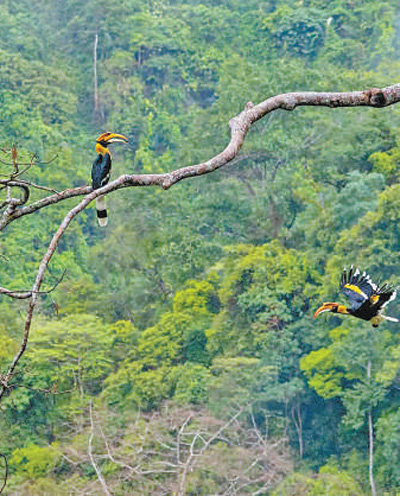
[2,0,400,494]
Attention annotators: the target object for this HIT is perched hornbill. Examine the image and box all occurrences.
[314,266,398,327]
[92,132,128,226]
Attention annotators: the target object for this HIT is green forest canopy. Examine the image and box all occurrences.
[2,0,400,494]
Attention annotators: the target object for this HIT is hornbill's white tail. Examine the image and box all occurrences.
[91,132,128,227]
[96,195,108,227]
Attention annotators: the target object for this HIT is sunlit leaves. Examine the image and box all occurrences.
[27,314,119,392]
[2,0,400,492]
[10,443,61,480]
[301,347,344,399]
[272,465,364,496]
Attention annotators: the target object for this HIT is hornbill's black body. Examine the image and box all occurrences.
[92,150,112,190]
[314,266,398,327]
[91,132,128,226]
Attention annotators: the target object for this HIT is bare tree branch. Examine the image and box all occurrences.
[0,287,33,299]
[0,184,89,230]
[7,178,60,194]
[56,405,291,494]
[0,269,66,300]
[88,402,113,496]
[177,413,193,465]
[0,182,30,212]
[1,83,400,399]
[177,408,243,496]
[1,84,399,233]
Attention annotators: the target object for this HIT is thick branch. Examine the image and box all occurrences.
[0,189,105,398]
[0,270,65,300]
[1,84,400,231]
[0,185,90,230]
[0,287,32,299]
[0,182,30,212]
[1,83,400,399]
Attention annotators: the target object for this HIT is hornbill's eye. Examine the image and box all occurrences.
[314,266,398,327]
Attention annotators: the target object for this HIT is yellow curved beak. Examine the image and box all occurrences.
[106,133,128,144]
[314,302,337,319]
[96,132,128,144]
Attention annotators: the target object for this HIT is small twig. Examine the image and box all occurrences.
[10,154,59,181]
[88,402,114,496]
[177,408,243,496]
[40,268,67,294]
[0,153,57,170]
[2,83,400,401]
[14,179,60,194]
[98,424,137,474]
[36,154,59,166]
[0,268,66,300]
[177,413,193,465]
[0,158,37,167]
[15,382,75,396]
[250,408,268,448]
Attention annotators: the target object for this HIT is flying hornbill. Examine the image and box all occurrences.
[314,266,398,327]
[92,132,128,226]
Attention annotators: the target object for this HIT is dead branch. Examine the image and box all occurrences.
[0,146,57,178]
[8,178,60,194]
[177,408,243,496]
[88,402,114,496]
[0,182,30,212]
[56,405,291,495]
[0,184,90,230]
[0,287,32,299]
[177,413,193,465]
[0,84,399,232]
[1,83,400,400]
[0,269,66,300]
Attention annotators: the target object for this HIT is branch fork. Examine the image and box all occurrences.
[2,83,400,400]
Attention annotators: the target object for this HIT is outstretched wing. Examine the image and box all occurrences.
[341,266,398,313]
[372,283,397,311]
[340,266,377,311]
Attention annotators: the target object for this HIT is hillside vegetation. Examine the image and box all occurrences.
[2,0,400,494]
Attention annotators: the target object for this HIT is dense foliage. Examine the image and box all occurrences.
[2,0,400,494]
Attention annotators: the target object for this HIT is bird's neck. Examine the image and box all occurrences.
[95,143,109,156]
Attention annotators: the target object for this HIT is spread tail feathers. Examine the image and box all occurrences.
[96,195,108,227]
[382,315,399,323]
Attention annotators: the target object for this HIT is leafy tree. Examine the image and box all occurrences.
[10,443,61,479]
[2,0,400,493]
[272,465,364,496]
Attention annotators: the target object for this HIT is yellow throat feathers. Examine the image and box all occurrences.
[95,143,110,156]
